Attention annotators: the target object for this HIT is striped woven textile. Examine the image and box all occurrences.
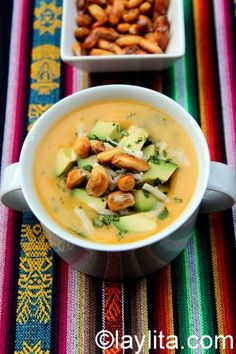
[0,0,235,353]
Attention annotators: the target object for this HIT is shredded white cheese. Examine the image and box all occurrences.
[74,208,94,235]
[87,203,116,215]
[142,183,167,201]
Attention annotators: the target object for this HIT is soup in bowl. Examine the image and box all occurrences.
[34,99,198,244]
[2,85,235,278]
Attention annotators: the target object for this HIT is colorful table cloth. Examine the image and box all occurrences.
[0,0,235,353]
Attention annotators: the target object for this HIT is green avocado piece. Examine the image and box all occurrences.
[72,188,106,209]
[88,121,122,141]
[140,160,178,184]
[119,125,148,150]
[77,155,97,170]
[113,213,156,233]
[55,147,76,177]
[133,190,158,212]
[142,144,156,159]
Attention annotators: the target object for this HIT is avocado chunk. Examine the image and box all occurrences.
[55,147,76,177]
[133,190,158,212]
[77,155,97,170]
[119,125,148,150]
[140,160,178,184]
[113,213,156,233]
[142,144,156,159]
[72,188,106,209]
[88,121,122,141]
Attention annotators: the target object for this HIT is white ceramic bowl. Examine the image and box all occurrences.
[60,0,185,72]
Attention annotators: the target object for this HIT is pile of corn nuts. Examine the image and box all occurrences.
[72,0,170,55]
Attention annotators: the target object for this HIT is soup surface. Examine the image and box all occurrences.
[34,100,198,244]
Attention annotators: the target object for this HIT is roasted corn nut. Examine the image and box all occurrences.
[107,191,135,211]
[117,22,131,33]
[139,38,162,53]
[125,0,144,9]
[139,1,151,14]
[109,0,124,25]
[74,136,91,158]
[76,13,93,27]
[74,27,91,39]
[122,8,139,22]
[117,174,136,191]
[90,140,106,154]
[83,30,99,49]
[72,42,82,56]
[90,48,115,55]
[94,26,120,41]
[154,0,169,14]
[116,34,142,46]
[86,165,109,197]
[98,39,123,54]
[97,147,124,164]
[111,153,149,172]
[88,4,107,22]
[66,168,88,189]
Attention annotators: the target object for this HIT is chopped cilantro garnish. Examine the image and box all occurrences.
[143,190,150,198]
[116,229,127,240]
[83,164,93,172]
[127,112,136,119]
[173,197,183,204]
[158,207,169,220]
[117,125,129,137]
[92,214,120,228]
[154,178,162,186]
[149,156,160,164]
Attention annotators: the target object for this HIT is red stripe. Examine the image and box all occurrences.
[0,1,31,352]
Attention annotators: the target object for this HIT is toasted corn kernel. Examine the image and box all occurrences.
[139,38,162,53]
[154,29,169,50]
[83,30,99,49]
[86,165,109,197]
[139,1,151,13]
[134,48,148,54]
[88,0,107,6]
[107,191,135,211]
[122,44,139,54]
[137,14,153,31]
[117,22,131,33]
[74,27,91,39]
[98,39,123,54]
[74,136,91,158]
[122,8,139,22]
[76,13,93,27]
[88,4,107,22]
[105,4,113,15]
[109,0,124,25]
[90,48,115,55]
[66,169,88,189]
[116,34,141,46]
[90,140,106,154]
[117,174,136,191]
[94,26,120,41]
[154,0,169,14]
[129,23,143,35]
[72,42,82,56]
[111,154,149,172]
[97,147,124,164]
[154,14,170,31]
[125,0,144,9]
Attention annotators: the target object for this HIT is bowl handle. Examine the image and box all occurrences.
[0,163,30,212]
[200,161,236,212]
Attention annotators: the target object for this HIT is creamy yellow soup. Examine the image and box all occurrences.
[34,100,198,244]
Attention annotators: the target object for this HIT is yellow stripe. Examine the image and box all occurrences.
[209,216,225,354]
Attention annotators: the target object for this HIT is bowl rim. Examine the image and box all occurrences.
[20,85,210,253]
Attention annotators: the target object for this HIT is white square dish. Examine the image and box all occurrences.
[60,0,185,72]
